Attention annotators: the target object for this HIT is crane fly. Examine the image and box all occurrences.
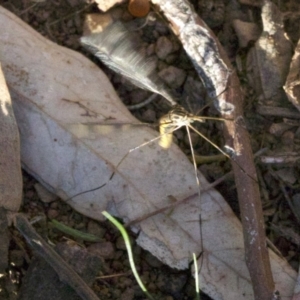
[79,20,236,191]
[100,103,231,196]
[77,17,246,278]
[67,101,237,284]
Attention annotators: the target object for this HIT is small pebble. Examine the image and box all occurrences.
[74,222,85,230]
[121,10,134,22]
[155,21,170,35]
[281,130,294,146]
[164,53,178,64]
[146,43,155,56]
[156,272,187,294]
[183,75,206,110]
[114,250,123,260]
[120,288,135,300]
[159,66,187,88]
[269,122,293,137]
[155,36,173,60]
[110,7,124,20]
[111,260,123,271]
[87,220,106,238]
[144,252,163,268]
[141,108,156,123]
[47,208,59,219]
[275,168,297,185]
[157,60,168,71]
[232,20,260,48]
[88,241,115,259]
[116,236,127,250]
[39,11,51,21]
[50,201,59,209]
[147,282,157,292]
[129,89,150,105]
[34,183,57,203]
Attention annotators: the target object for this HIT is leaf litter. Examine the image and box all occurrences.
[0,1,299,299]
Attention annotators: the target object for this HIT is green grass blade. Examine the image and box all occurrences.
[51,219,102,242]
[102,211,155,300]
[193,253,200,300]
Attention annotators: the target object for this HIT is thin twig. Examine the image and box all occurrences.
[151,0,275,298]
[14,214,100,300]
[127,93,158,110]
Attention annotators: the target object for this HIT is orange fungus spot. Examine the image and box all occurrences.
[128,0,150,18]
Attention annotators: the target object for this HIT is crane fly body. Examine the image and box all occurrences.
[158,105,206,149]
[158,105,231,161]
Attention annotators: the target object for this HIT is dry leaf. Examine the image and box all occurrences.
[0,6,297,299]
[284,38,300,112]
[232,20,260,48]
[0,63,22,211]
[247,0,292,104]
[93,0,126,12]
[0,61,22,277]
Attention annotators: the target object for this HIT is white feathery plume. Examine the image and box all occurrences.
[80,21,178,107]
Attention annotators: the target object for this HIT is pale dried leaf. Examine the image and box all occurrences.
[247,1,293,104]
[232,20,260,48]
[83,13,113,36]
[284,38,300,112]
[0,63,22,211]
[0,208,9,273]
[0,61,22,278]
[93,0,126,12]
[0,6,296,300]
[293,261,300,299]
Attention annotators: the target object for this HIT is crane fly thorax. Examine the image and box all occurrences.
[161,105,193,126]
[159,105,194,148]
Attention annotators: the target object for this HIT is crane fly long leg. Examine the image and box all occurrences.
[158,105,213,275]
[66,121,182,200]
[188,124,231,159]
[189,122,258,183]
[110,124,183,180]
[185,124,204,273]
[67,105,231,208]
[185,125,201,192]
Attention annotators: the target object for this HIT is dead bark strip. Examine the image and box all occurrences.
[14,214,100,300]
[151,0,276,298]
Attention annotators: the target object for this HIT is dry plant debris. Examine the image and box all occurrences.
[1,0,300,299]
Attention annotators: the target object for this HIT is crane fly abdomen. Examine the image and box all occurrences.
[158,114,177,149]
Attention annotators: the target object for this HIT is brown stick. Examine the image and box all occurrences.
[151,0,275,298]
[14,214,100,300]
